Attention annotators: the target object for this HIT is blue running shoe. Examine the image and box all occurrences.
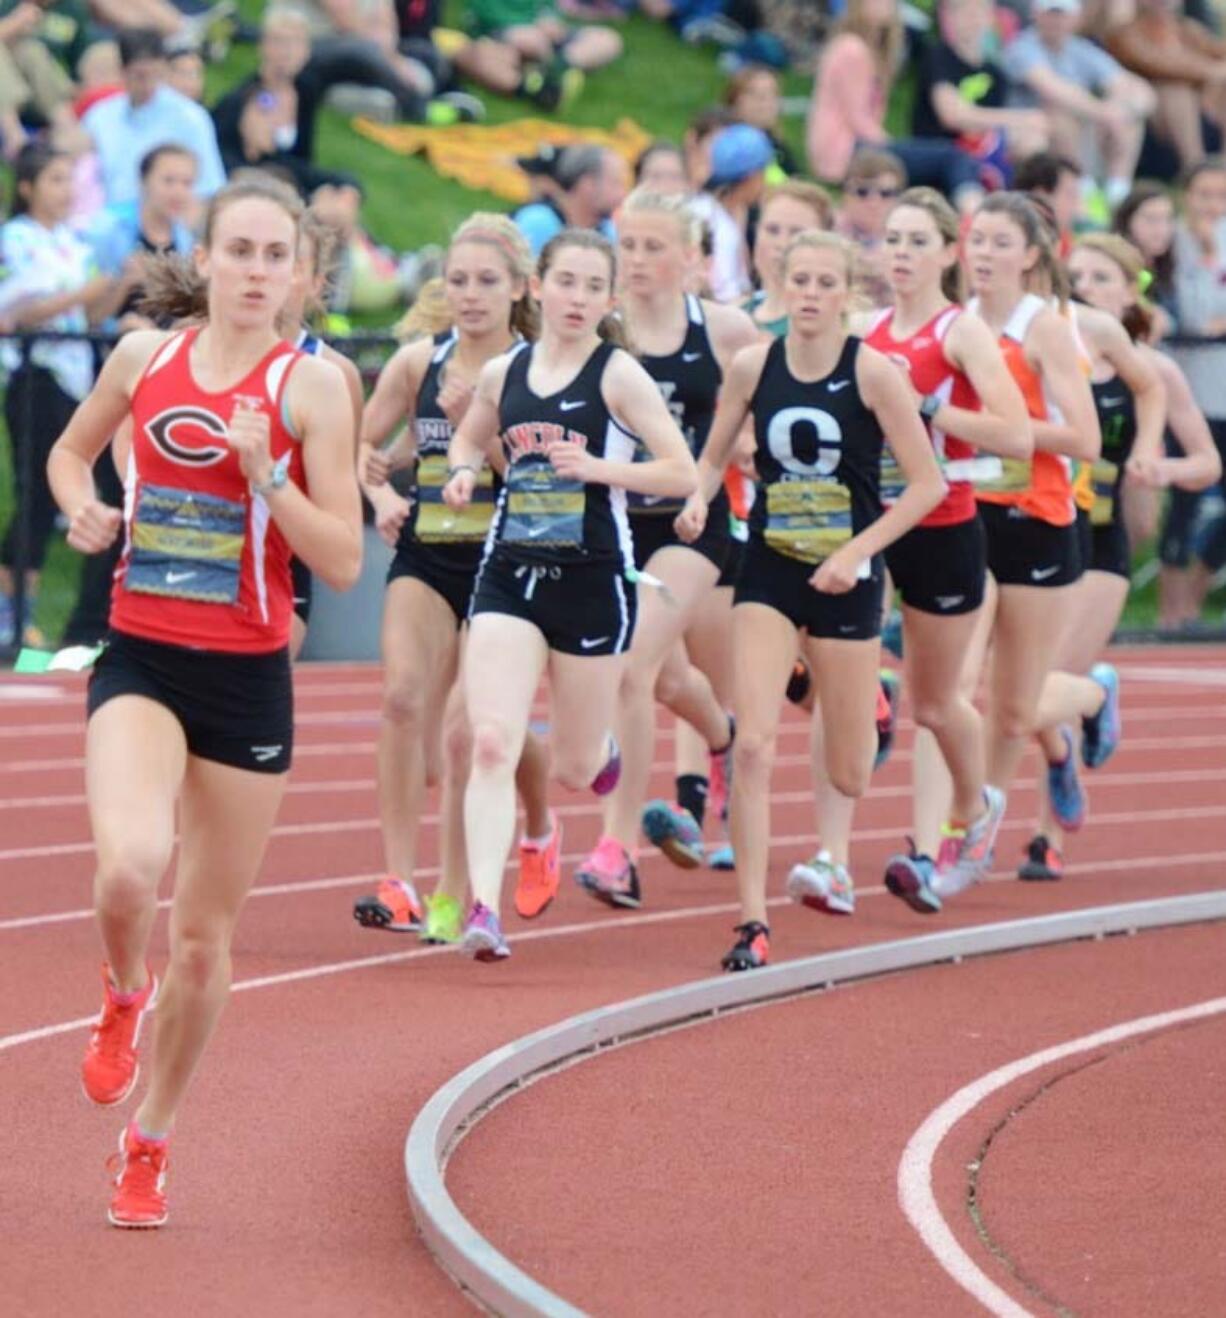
[1047,727,1085,830]
[884,848,942,914]
[642,800,704,869]
[708,843,736,871]
[1081,663,1121,769]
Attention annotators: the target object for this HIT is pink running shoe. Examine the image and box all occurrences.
[574,835,642,908]
[82,965,157,1107]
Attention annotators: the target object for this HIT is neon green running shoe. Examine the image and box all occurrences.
[421,893,463,945]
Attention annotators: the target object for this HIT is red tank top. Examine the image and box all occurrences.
[865,305,979,528]
[111,327,305,653]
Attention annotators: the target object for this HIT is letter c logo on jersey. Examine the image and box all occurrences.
[146,406,229,467]
[766,406,843,477]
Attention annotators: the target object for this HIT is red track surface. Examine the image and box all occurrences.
[1,645,1223,1315]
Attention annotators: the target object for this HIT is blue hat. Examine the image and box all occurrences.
[704,124,774,190]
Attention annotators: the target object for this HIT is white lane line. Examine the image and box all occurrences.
[3,841,1223,936]
[2,784,1220,867]
[0,897,779,1054]
[897,995,1226,1318]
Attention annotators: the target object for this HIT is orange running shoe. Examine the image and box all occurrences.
[515,813,562,919]
[81,964,157,1107]
[108,1122,169,1229]
[353,876,423,932]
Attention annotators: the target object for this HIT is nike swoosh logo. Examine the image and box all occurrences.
[527,524,550,537]
[250,745,283,762]
[682,352,702,363]
[579,636,611,649]
[1099,396,1124,406]
[559,400,585,412]
[165,570,196,584]
[828,380,851,393]
[838,623,858,634]
[1030,565,1060,581]
[936,595,966,609]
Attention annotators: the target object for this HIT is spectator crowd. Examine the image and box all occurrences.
[2,0,1226,647]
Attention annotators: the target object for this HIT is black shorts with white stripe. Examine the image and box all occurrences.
[468,548,637,657]
[885,515,986,617]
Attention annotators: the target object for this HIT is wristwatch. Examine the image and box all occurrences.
[252,452,292,496]
[919,393,942,420]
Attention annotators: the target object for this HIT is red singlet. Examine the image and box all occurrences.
[110,327,306,653]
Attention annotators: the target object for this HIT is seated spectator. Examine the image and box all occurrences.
[511,144,629,255]
[87,143,197,330]
[212,7,368,197]
[682,105,737,191]
[87,0,235,53]
[81,27,226,206]
[464,0,624,108]
[310,178,442,316]
[1106,0,1226,172]
[913,0,1050,187]
[835,146,907,305]
[723,63,797,177]
[0,1,80,159]
[73,38,124,118]
[690,122,773,302]
[743,178,834,333]
[167,46,206,102]
[1114,180,1177,330]
[1163,157,1226,624]
[0,143,122,646]
[1002,0,1155,209]
[634,140,690,193]
[807,0,983,209]
[1014,149,1080,251]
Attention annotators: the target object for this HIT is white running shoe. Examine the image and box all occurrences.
[786,850,855,915]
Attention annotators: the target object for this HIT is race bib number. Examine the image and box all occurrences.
[127,482,246,603]
[977,457,1032,495]
[764,476,853,564]
[502,461,584,548]
[1090,458,1120,527]
[415,454,494,543]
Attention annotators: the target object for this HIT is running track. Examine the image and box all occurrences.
[1,645,1223,1315]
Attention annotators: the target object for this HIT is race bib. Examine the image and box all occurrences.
[879,449,906,507]
[415,454,495,543]
[976,457,1032,495]
[502,461,584,548]
[1090,458,1120,527]
[764,476,853,564]
[127,482,245,603]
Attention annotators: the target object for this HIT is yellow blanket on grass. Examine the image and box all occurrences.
[352,116,651,204]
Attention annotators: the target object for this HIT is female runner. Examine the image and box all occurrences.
[278,211,366,659]
[836,186,1032,911]
[350,214,554,943]
[46,174,361,1226]
[572,188,758,907]
[1021,234,1221,879]
[443,229,697,960]
[678,229,945,970]
[743,180,835,335]
[929,191,1101,905]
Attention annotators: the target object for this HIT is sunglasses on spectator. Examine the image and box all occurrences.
[849,183,901,199]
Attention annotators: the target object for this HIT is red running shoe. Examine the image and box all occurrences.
[515,813,562,919]
[81,964,157,1107]
[108,1122,169,1229]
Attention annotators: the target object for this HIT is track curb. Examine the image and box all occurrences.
[405,890,1226,1316]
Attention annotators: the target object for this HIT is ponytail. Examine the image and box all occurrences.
[138,252,207,323]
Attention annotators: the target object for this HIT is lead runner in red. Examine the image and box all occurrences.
[46,175,361,1229]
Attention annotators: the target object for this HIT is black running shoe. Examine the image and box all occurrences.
[1017,835,1064,882]
[721,921,770,972]
[786,659,812,706]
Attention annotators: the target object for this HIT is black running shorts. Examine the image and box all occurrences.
[87,629,293,774]
[979,501,1081,589]
[733,536,883,640]
[885,515,986,617]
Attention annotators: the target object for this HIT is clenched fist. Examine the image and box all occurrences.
[67,500,123,554]
[227,399,273,485]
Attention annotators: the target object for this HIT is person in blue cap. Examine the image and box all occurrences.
[691,122,774,302]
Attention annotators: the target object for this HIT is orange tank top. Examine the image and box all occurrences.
[971,294,1075,527]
